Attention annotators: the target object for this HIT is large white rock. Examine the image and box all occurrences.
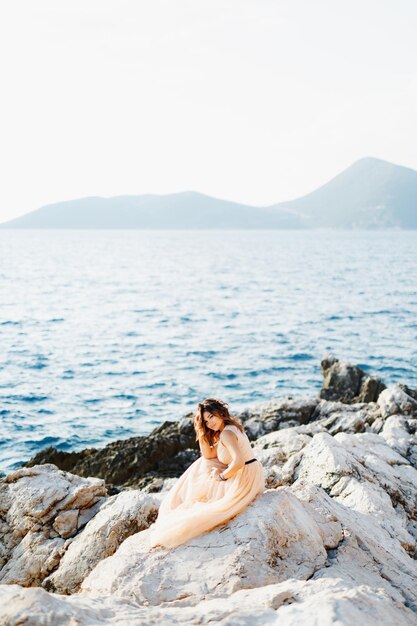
[44,491,161,594]
[0,465,107,586]
[294,480,417,607]
[253,426,315,488]
[293,432,417,543]
[254,426,313,456]
[80,488,338,605]
[377,385,417,418]
[1,577,415,626]
[381,414,416,461]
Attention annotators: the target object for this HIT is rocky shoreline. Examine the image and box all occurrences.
[23,354,389,492]
[1,355,417,625]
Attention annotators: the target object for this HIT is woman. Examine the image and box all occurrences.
[148,398,265,549]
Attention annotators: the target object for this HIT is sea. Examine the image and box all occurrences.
[1,229,416,473]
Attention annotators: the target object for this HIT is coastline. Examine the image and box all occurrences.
[0,354,416,625]
[22,354,388,492]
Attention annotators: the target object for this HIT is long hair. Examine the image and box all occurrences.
[194,398,244,447]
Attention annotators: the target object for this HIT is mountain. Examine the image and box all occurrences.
[1,157,416,229]
[0,192,302,229]
[267,156,417,229]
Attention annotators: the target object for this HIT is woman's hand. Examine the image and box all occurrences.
[209,467,223,481]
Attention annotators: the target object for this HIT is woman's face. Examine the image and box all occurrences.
[202,410,224,432]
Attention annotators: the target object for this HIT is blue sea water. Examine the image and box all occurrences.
[1,229,416,472]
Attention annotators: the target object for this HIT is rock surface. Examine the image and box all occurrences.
[1,358,417,625]
[44,491,160,594]
[80,488,339,604]
[320,354,386,403]
[0,465,107,586]
[25,419,200,491]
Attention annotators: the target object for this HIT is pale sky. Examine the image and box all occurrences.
[1,0,416,221]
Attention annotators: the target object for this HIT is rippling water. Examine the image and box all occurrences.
[1,229,416,472]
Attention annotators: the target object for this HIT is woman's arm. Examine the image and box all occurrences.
[197,435,218,459]
[216,430,245,479]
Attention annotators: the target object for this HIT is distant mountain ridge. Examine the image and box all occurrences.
[0,192,301,230]
[268,157,417,229]
[2,157,416,229]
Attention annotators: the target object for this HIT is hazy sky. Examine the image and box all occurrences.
[1,0,416,221]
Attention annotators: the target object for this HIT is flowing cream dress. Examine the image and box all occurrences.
[148,424,265,549]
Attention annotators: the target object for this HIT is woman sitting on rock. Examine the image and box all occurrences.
[149,398,265,549]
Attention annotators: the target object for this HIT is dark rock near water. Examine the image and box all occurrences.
[319,354,386,403]
[26,419,199,490]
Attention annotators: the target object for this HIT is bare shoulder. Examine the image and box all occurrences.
[221,424,240,441]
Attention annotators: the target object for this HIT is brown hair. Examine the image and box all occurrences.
[194,398,244,447]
